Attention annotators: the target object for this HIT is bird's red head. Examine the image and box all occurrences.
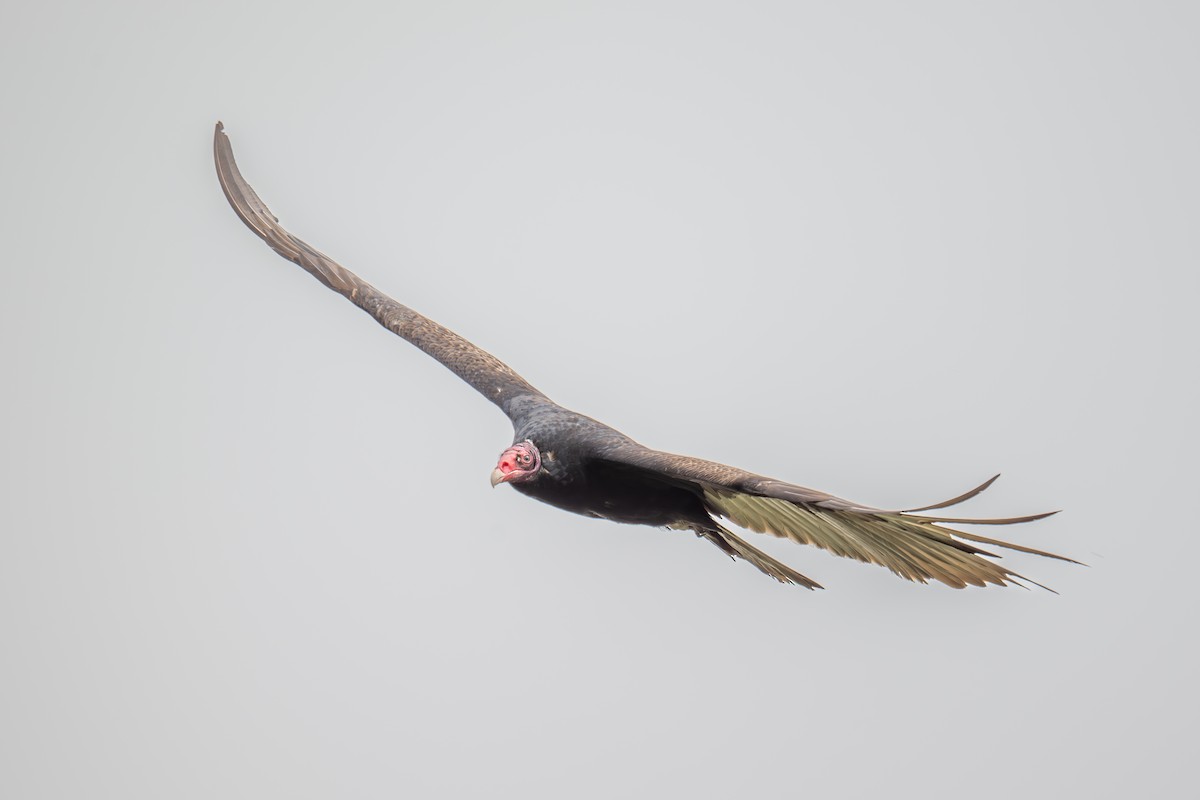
[490,440,542,487]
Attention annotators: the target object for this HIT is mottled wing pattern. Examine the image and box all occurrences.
[214,123,549,417]
[597,445,1074,590]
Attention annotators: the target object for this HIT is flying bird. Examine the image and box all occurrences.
[214,122,1074,591]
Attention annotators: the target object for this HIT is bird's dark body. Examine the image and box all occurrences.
[214,122,1073,591]
[512,446,713,529]
[508,404,714,530]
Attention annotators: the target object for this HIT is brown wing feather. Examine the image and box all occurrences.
[213,122,549,417]
[596,444,1075,590]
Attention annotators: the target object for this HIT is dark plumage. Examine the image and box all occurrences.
[215,122,1076,591]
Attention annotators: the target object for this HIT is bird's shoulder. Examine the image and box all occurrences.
[512,402,639,458]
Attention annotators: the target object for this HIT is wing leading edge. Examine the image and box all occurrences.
[214,122,549,419]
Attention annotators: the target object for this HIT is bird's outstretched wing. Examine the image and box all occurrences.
[213,122,549,418]
[595,444,1074,590]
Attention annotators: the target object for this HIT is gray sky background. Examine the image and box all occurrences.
[2,2,1197,798]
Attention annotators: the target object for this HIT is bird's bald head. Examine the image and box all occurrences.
[490,440,542,487]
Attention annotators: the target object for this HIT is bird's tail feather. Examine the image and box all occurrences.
[695,524,824,590]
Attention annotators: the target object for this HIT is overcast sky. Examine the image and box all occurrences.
[2,2,1197,798]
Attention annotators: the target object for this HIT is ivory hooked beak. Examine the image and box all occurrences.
[490,467,508,488]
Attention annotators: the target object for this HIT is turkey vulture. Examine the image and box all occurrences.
[214,122,1074,591]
